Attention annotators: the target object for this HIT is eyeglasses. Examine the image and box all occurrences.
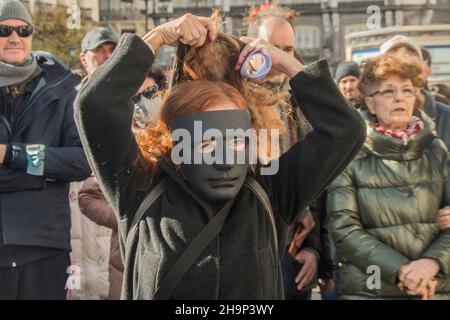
[0,24,33,38]
[369,87,416,99]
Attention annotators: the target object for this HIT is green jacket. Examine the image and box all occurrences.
[327,110,450,300]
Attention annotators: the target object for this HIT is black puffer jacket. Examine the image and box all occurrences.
[74,34,366,299]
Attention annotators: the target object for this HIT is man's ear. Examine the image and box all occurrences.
[365,97,376,115]
[79,52,87,68]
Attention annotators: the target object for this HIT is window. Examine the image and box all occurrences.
[295,25,321,49]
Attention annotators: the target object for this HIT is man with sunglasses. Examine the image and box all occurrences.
[0,0,91,299]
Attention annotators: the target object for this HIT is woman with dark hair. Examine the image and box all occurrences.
[132,65,167,130]
[75,13,365,299]
[328,53,450,299]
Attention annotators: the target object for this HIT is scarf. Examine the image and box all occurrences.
[374,116,424,145]
[0,55,38,87]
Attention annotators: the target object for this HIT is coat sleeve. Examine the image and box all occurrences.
[420,151,450,275]
[258,59,366,225]
[444,150,450,207]
[327,167,410,285]
[0,167,45,192]
[300,207,322,260]
[6,90,91,182]
[78,176,118,230]
[421,229,450,276]
[74,33,154,217]
[311,191,334,279]
[44,89,91,181]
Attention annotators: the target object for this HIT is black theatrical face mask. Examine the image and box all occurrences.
[169,109,252,202]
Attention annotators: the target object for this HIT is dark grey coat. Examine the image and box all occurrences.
[74,34,366,299]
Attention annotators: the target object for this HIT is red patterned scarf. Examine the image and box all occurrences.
[374,116,424,144]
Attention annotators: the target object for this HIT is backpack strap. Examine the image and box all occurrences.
[153,199,234,300]
[128,178,166,235]
[245,177,278,255]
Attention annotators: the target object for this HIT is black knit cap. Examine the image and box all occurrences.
[335,61,361,84]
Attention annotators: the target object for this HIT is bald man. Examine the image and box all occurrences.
[247,14,334,300]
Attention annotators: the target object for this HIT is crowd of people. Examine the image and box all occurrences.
[0,0,449,300]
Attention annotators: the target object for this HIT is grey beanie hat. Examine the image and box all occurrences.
[0,0,34,28]
[335,61,361,84]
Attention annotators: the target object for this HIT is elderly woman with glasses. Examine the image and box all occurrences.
[327,53,450,300]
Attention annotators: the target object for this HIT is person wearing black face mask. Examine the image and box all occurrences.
[75,13,366,300]
[168,109,251,203]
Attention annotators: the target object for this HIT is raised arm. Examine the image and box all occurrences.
[74,33,154,215]
[236,39,366,225]
[74,14,217,217]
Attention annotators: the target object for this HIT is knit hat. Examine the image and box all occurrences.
[380,35,423,61]
[0,0,34,28]
[81,27,118,53]
[335,61,361,84]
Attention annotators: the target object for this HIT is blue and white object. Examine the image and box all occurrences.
[240,51,272,81]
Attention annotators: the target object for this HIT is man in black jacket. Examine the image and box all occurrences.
[0,0,91,300]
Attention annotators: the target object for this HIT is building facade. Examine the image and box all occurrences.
[19,0,450,67]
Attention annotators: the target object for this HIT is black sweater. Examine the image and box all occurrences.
[74,33,366,299]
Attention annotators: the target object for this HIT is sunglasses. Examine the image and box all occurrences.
[132,85,158,103]
[140,85,158,99]
[0,24,33,38]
